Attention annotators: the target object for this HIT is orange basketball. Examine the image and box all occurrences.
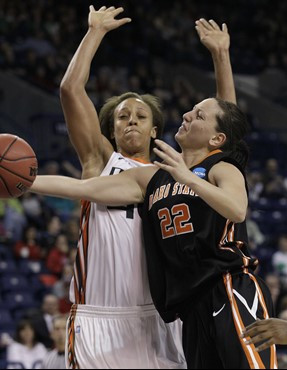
[0,134,38,198]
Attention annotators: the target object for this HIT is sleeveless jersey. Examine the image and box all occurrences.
[142,150,258,322]
[70,152,153,307]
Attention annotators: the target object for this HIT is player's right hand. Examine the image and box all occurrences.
[88,5,131,33]
[195,18,230,54]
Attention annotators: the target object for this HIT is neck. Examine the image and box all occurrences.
[119,149,150,163]
[181,148,210,168]
[181,148,222,168]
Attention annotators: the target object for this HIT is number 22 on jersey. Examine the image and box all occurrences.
[158,203,194,239]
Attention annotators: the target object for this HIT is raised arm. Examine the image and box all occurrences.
[30,166,157,206]
[196,19,236,104]
[60,6,131,178]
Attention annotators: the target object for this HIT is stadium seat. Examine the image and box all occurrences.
[18,259,44,276]
[0,245,13,260]
[0,309,14,331]
[4,292,38,311]
[0,359,7,369]
[0,275,30,293]
[0,260,17,275]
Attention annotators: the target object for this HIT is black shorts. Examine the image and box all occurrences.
[181,271,277,369]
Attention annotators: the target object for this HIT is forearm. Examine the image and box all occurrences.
[30,172,143,206]
[60,28,106,90]
[212,49,236,104]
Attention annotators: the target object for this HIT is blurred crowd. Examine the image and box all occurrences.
[1,0,287,109]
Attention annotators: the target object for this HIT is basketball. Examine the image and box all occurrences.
[0,134,38,198]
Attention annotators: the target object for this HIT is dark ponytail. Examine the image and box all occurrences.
[214,98,250,169]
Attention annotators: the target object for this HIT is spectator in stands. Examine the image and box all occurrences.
[260,158,287,199]
[265,273,284,317]
[23,294,60,349]
[246,207,265,251]
[64,217,80,249]
[6,319,47,369]
[246,171,264,202]
[21,193,44,228]
[52,264,73,314]
[46,234,69,277]
[14,225,43,261]
[41,315,67,369]
[40,215,62,250]
[0,199,27,243]
[41,161,78,222]
[272,235,287,290]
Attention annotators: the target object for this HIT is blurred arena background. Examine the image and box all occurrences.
[0,0,287,368]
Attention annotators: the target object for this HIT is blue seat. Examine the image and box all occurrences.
[0,308,12,323]
[0,359,7,369]
[17,259,44,276]
[0,275,30,293]
[0,245,13,260]
[0,260,17,275]
[4,292,38,311]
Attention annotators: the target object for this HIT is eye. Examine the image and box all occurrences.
[197,113,203,119]
[119,115,128,119]
[138,115,147,119]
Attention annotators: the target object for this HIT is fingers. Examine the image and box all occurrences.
[90,5,97,12]
[255,339,274,352]
[209,19,220,30]
[196,18,220,31]
[222,23,228,33]
[153,148,177,167]
[153,161,171,172]
[116,17,132,26]
[154,139,179,161]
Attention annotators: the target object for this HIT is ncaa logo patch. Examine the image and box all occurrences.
[192,167,206,179]
[75,326,81,334]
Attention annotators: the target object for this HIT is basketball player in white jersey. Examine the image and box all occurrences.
[59,5,236,368]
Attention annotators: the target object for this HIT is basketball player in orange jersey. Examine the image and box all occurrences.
[58,5,236,369]
[31,96,278,369]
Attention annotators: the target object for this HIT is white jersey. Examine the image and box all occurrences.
[70,152,153,307]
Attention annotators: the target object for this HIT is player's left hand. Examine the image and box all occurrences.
[153,139,193,185]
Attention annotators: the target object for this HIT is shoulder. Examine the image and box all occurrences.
[209,161,245,186]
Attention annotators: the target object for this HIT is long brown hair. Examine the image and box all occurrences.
[215,98,250,169]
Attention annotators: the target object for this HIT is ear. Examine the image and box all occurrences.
[151,126,158,139]
[209,132,226,148]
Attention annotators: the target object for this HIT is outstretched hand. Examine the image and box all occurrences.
[195,18,229,54]
[153,139,193,185]
[88,5,131,33]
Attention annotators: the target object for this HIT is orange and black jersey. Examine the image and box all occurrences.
[142,150,258,323]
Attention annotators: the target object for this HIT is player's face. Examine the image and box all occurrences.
[113,98,157,156]
[175,98,224,150]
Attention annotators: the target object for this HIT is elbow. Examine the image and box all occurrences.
[60,79,82,98]
[231,208,247,224]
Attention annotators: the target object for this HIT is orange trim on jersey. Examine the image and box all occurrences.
[224,273,266,369]
[121,154,151,164]
[130,157,151,164]
[243,271,278,369]
[192,149,223,168]
[67,305,79,369]
[74,201,91,305]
